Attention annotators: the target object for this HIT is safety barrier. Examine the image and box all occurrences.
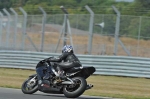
[0,51,150,78]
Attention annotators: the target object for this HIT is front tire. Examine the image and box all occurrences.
[21,76,38,94]
[63,77,87,98]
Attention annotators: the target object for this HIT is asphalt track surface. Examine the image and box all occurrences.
[0,87,119,99]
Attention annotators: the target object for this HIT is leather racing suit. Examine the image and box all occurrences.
[49,52,82,70]
[36,52,82,85]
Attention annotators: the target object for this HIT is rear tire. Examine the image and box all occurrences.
[63,77,87,98]
[21,76,38,94]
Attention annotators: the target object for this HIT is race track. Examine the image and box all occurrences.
[0,87,117,99]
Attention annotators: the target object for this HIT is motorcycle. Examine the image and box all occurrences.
[21,58,96,98]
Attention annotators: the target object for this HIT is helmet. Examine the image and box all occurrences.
[62,45,73,53]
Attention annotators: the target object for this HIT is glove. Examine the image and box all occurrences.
[39,58,50,63]
[39,60,45,64]
[44,58,50,62]
[40,57,55,64]
[44,57,54,62]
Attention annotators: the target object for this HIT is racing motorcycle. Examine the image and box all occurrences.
[21,58,95,98]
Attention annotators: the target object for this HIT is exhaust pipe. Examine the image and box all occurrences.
[86,84,93,90]
[62,81,74,84]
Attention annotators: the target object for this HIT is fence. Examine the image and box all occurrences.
[1,7,150,57]
[0,51,150,78]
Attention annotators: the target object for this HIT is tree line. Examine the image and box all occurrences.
[0,0,150,16]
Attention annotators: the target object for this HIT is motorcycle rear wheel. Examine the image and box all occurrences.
[21,76,38,94]
[63,77,87,98]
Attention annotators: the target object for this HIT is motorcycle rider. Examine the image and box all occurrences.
[36,45,82,89]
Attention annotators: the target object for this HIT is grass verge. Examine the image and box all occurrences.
[0,68,150,99]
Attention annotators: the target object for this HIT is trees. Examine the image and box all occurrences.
[0,0,12,9]
[136,0,150,8]
[0,0,149,16]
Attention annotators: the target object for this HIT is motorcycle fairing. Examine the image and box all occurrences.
[29,74,37,78]
[71,66,96,79]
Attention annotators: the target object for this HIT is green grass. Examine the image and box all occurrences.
[85,75,150,99]
[0,68,150,99]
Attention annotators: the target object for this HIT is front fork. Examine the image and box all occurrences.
[27,75,37,88]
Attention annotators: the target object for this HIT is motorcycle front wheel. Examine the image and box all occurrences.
[63,77,87,98]
[21,76,38,94]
